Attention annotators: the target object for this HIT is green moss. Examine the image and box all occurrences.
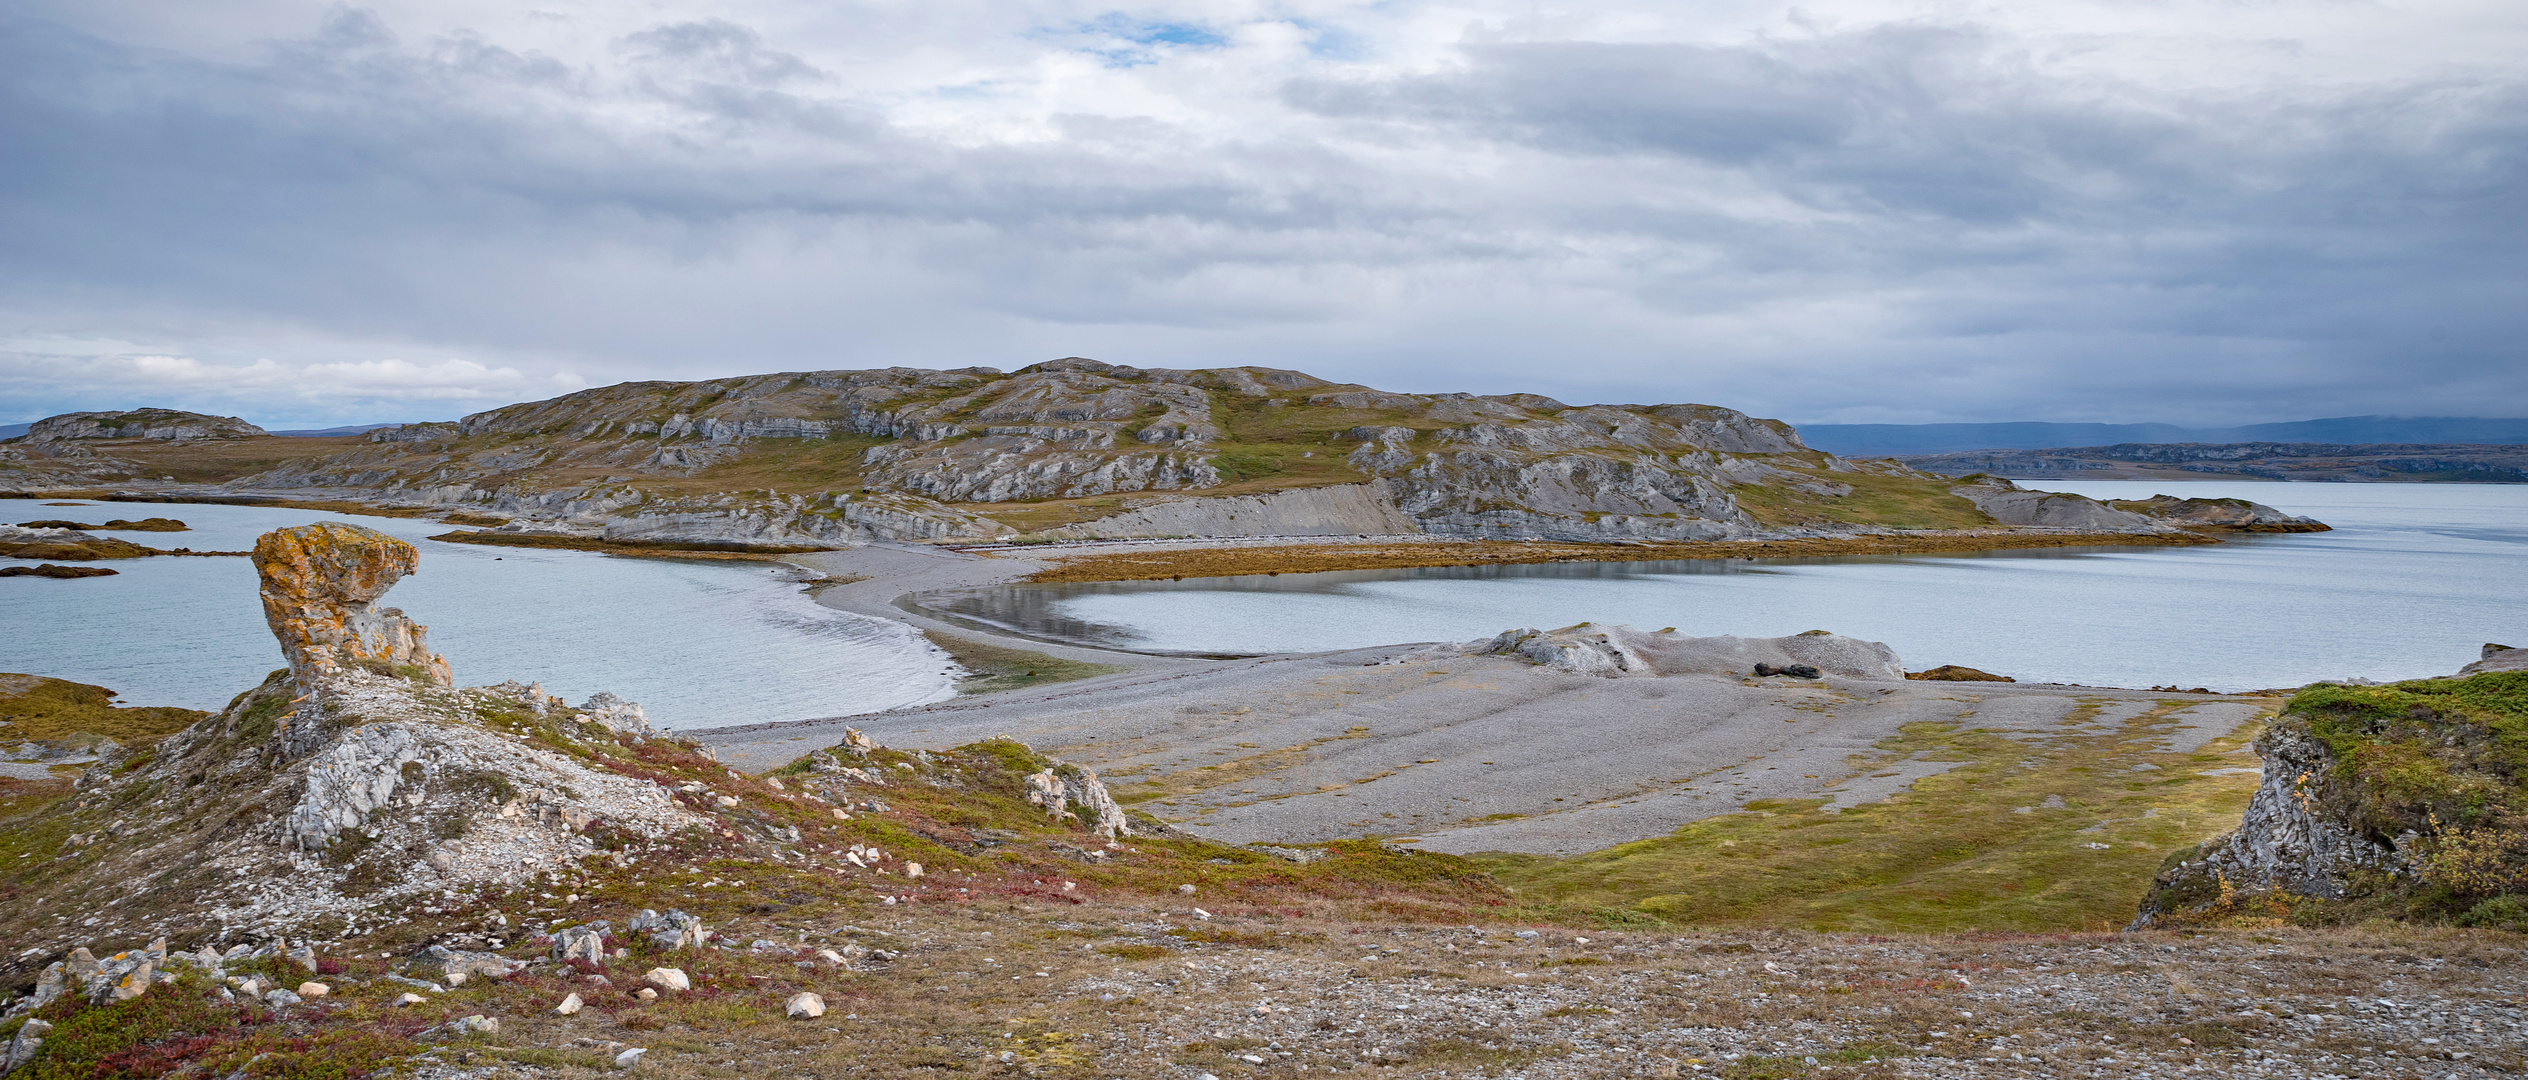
[1728,462,1992,530]
[1475,702,2269,933]
[0,675,206,744]
[922,632,1127,696]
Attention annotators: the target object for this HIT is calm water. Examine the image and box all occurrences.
[924,482,2528,692]
[0,502,956,726]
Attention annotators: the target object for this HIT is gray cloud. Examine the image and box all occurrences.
[0,5,2520,430]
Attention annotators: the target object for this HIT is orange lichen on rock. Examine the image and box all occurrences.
[252,522,452,686]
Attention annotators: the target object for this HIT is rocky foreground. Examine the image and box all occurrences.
[3,526,2518,1078]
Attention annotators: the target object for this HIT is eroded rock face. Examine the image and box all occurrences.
[2134,725,2401,927]
[253,523,452,687]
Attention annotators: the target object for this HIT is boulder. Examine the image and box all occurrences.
[1023,764,1134,839]
[1752,662,1822,679]
[552,922,610,964]
[556,992,584,1016]
[3,1018,51,1076]
[578,693,654,735]
[642,968,691,993]
[627,909,706,950]
[786,992,826,1019]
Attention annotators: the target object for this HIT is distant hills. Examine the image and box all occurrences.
[0,420,413,440]
[1800,416,2528,457]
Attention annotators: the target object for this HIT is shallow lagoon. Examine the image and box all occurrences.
[0,502,956,726]
[926,481,2528,692]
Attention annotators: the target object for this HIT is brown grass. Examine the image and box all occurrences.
[1019,531,2220,583]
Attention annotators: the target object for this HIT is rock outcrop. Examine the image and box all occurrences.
[1475,624,1907,681]
[253,523,451,687]
[1023,763,1134,839]
[2104,495,2330,532]
[17,408,265,443]
[0,525,707,976]
[2134,661,2528,928]
[2460,643,2528,677]
[1947,477,2177,532]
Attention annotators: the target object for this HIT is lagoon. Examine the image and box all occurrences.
[923,481,2528,692]
[0,502,956,726]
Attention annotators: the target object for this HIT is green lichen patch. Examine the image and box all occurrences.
[0,674,206,745]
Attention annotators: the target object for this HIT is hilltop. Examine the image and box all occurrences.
[3,359,2306,554]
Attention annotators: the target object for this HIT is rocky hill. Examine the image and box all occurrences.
[16,409,264,444]
[1902,441,2528,483]
[7,360,2296,549]
[2136,647,2528,931]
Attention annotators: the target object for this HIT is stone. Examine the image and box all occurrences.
[635,987,658,1002]
[556,992,584,1015]
[1753,662,1822,679]
[553,923,610,964]
[905,862,923,878]
[252,523,452,687]
[615,1048,648,1069]
[297,981,330,998]
[265,988,303,1007]
[814,948,847,965]
[1024,763,1134,839]
[642,968,690,993]
[786,992,826,1019]
[3,1018,51,1076]
[395,993,427,1006]
[578,692,654,735]
[1177,884,1197,895]
[628,909,706,951]
[454,1015,499,1034]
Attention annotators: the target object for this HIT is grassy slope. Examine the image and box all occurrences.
[1476,698,2273,933]
[920,632,1127,695]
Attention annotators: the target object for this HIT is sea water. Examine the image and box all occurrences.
[923,481,2528,692]
[0,502,956,726]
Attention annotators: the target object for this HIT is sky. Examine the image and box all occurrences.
[2,0,2523,430]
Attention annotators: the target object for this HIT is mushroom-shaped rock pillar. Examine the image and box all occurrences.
[253,522,453,687]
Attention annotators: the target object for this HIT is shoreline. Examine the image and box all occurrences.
[1001,528,2224,583]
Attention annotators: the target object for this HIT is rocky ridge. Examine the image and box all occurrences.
[2,360,2261,549]
[16,409,265,444]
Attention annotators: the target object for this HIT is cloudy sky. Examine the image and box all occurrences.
[3,0,2522,429]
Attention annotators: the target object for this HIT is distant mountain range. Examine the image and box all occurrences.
[1799,416,2528,457]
